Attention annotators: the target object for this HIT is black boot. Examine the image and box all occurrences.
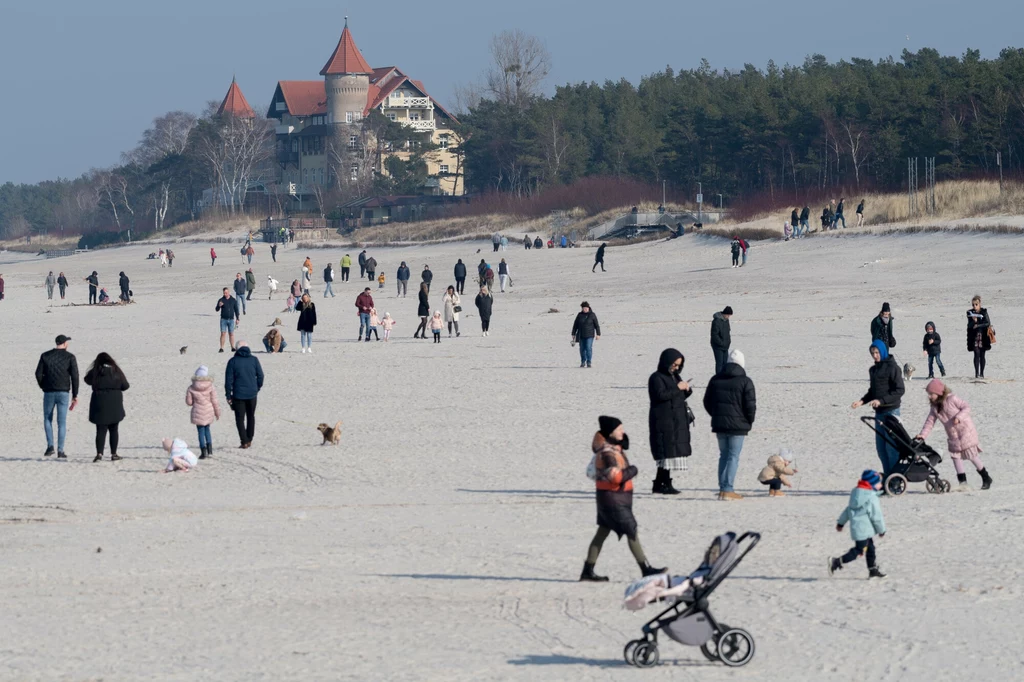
[869,566,887,579]
[979,468,992,490]
[206,444,213,459]
[640,562,667,577]
[93,453,103,463]
[579,562,608,582]
[199,446,208,460]
[651,469,666,494]
[828,557,842,576]
[662,472,681,495]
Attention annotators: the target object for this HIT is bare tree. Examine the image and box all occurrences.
[197,114,273,214]
[485,29,551,111]
[128,111,198,167]
[841,121,870,188]
[451,82,483,117]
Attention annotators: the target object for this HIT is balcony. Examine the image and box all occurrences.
[402,119,435,131]
[389,96,432,108]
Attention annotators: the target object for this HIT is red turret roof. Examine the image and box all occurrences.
[320,23,372,76]
[217,77,255,118]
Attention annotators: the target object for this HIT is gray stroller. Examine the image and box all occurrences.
[623,531,760,668]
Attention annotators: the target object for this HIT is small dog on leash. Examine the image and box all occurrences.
[903,363,916,381]
[317,421,342,446]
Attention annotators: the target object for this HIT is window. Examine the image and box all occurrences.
[386,113,396,122]
[276,101,287,112]
[318,168,324,185]
[439,164,449,174]
[303,168,308,183]
[349,135,358,149]
[346,112,354,123]
[350,163,359,180]
[439,134,449,150]
[409,113,420,121]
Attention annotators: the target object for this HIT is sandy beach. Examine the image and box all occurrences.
[1,232,1022,681]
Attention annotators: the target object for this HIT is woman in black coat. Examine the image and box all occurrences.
[648,348,692,495]
[295,293,317,353]
[118,271,130,302]
[414,282,430,339]
[967,295,992,378]
[85,353,129,462]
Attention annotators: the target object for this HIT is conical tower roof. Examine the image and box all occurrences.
[217,77,255,118]
[320,19,372,76]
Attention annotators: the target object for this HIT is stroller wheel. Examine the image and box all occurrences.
[885,474,907,496]
[717,628,755,667]
[623,639,642,666]
[941,479,951,493]
[926,478,940,494]
[700,623,730,661]
[633,641,659,668]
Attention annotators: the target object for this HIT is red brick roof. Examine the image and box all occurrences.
[277,81,327,116]
[217,77,255,118]
[320,24,372,76]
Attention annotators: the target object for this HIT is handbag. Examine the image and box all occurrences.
[988,326,996,345]
[586,454,598,481]
[686,404,696,426]
[453,305,462,313]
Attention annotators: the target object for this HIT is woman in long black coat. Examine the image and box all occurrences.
[414,282,430,339]
[85,352,129,462]
[648,348,692,495]
[967,295,992,378]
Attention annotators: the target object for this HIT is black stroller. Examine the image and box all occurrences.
[860,414,950,495]
[623,531,760,668]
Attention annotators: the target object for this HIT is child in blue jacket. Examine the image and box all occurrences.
[829,470,887,578]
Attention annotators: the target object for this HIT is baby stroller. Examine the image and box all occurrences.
[621,531,760,668]
[860,414,950,495]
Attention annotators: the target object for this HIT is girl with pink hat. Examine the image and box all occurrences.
[915,379,993,491]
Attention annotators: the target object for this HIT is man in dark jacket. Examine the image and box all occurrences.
[233,273,248,316]
[36,334,79,458]
[799,205,810,236]
[364,256,377,283]
[702,349,756,500]
[852,339,905,478]
[322,264,335,298]
[790,208,799,237]
[355,288,375,341]
[648,348,692,495]
[593,243,606,272]
[246,268,256,301]
[421,265,433,292]
[225,342,264,448]
[358,250,367,278]
[396,262,410,297]
[870,302,895,349]
[453,259,467,294]
[571,301,601,368]
[118,271,130,303]
[85,271,99,305]
[710,307,733,374]
[216,287,239,353]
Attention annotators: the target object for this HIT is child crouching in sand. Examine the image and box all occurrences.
[162,437,198,473]
[757,450,798,496]
[381,312,395,341]
[829,470,886,579]
[916,379,993,491]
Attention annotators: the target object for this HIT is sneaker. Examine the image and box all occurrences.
[580,363,586,368]
[586,362,592,368]
[110,454,122,462]
[956,482,971,492]
[719,491,743,501]
[868,567,887,579]
[44,446,54,457]
[828,557,842,576]
[307,348,312,354]
[219,348,225,353]
[57,452,67,459]
[93,454,103,463]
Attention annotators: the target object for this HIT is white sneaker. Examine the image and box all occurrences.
[307,348,312,354]
[301,348,307,354]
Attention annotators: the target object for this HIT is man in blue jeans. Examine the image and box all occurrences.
[703,349,756,500]
[571,301,601,368]
[851,339,905,479]
[35,334,79,459]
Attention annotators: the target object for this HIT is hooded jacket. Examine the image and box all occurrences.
[757,455,796,484]
[702,363,756,435]
[454,261,467,279]
[35,348,80,397]
[648,348,693,461]
[870,314,895,347]
[397,264,410,281]
[861,340,905,412]
[364,257,377,272]
[165,438,198,472]
[85,364,129,425]
[837,484,886,542]
[923,322,941,356]
[919,393,979,454]
[710,312,731,350]
[225,346,264,401]
[571,310,600,340]
[246,270,256,291]
[186,376,221,425]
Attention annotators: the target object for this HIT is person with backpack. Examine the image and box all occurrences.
[323,263,335,298]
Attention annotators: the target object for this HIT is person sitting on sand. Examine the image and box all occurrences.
[162,437,198,473]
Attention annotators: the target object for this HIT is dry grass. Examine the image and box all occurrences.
[155,215,258,240]
[0,234,80,253]
[864,180,1024,225]
[701,227,783,241]
[344,214,552,246]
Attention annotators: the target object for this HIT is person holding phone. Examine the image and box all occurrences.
[648,348,693,495]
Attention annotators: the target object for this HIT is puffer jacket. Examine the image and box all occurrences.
[837,484,886,542]
[710,312,731,350]
[919,393,979,454]
[702,363,756,435]
[225,346,264,401]
[860,342,904,412]
[454,261,467,279]
[757,455,796,484]
[185,376,221,425]
[85,364,129,425]
[35,348,80,397]
[593,432,637,492]
[571,311,600,340]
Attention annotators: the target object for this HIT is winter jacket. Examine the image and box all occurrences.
[593,432,636,493]
[860,343,904,412]
[85,364,129,425]
[702,363,756,435]
[409,287,427,316]
[454,261,466,279]
[224,346,264,401]
[967,307,991,351]
[757,455,796,485]
[835,200,845,216]
[245,271,256,291]
[474,291,493,319]
[422,268,433,285]
[323,266,333,282]
[429,315,443,331]
[837,484,886,542]
[730,241,740,257]
[710,312,731,350]
[790,209,799,226]
[262,329,284,353]
[870,315,896,347]
[364,257,377,273]
[358,252,367,267]
[57,275,68,288]
[86,274,99,288]
[296,300,317,332]
[301,269,311,289]
[341,255,352,269]
[484,267,494,283]
[164,437,198,472]
[923,323,942,356]
[571,311,601,340]
[216,295,236,320]
[595,244,606,262]
[233,278,247,298]
[919,393,979,454]
[186,376,221,425]
[35,348,80,397]
[648,348,693,461]
[800,206,810,221]
[443,292,461,322]
[355,291,375,315]
[397,265,410,281]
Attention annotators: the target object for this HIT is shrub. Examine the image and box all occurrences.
[77,230,127,250]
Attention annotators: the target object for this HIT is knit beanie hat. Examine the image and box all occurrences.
[925,378,945,395]
[598,415,622,438]
[881,302,891,313]
[722,306,734,315]
[728,349,745,368]
[861,469,882,487]
[195,365,209,378]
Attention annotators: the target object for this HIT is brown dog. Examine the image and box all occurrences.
[317,421,342,446]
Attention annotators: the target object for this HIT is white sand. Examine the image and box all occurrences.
[1,233,1021,680]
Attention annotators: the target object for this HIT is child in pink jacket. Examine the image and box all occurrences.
[185,365,220,460]
[916,379,992,490]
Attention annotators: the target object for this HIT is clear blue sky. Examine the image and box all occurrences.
[2,0,1021,184]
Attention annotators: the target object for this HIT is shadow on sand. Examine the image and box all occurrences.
[376,573,576,584]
